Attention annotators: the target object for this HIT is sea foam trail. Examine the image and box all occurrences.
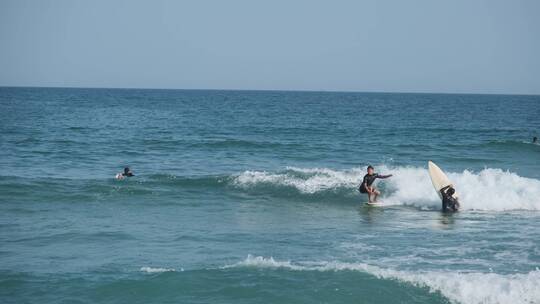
[226,255,540,304]
[140,266,177,273]
[232,166,540,211]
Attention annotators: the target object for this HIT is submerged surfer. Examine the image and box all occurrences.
[440,185,459,212]
[358,165,392,203]
[116,167,134,180]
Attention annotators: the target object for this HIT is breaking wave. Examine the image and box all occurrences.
[226,255,540,304]
[232,167,363,194]
[3,165,539,211]
[231,166,540,211]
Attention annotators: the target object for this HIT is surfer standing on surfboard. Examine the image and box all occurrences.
[358,165,392,203]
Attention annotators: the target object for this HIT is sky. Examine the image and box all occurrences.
[1,0,539,94]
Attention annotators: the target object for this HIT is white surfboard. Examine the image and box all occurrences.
[428,161,458,199]
[365,201,383,207]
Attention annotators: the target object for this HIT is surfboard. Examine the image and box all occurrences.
[428,161,458,199]
[365,201,383,207]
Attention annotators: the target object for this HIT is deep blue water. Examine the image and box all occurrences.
[1,87,540,304]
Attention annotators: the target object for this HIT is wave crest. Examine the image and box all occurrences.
[232,167,362,194]
[231,166,540,211]
[226,255,540,304]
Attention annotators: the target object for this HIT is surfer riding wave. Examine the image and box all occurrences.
[358,165,392,203]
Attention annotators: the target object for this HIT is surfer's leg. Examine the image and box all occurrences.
[367,187,375,203]
[373,188,380,202]
[442,199,448,212]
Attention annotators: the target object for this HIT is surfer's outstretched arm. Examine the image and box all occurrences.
[377,174,392,179]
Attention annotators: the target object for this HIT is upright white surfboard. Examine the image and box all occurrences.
[428,161,457,200]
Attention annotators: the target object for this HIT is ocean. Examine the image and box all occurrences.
[1,87,539,304]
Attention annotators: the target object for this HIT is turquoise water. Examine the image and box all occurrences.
[1,87,540,304]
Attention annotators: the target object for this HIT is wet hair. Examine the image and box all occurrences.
[124,167,130,174]
[447,187,455,196]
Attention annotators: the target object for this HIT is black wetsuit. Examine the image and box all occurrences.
[359,173,390,193]
[440,187,459,212]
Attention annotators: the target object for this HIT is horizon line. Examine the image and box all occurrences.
[1,85,538,97]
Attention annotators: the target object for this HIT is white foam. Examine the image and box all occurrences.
[384,166,540,211]
[232,167,363,194]
[227,255,540,304]
[231,166,540,211]
[139,266,177,273]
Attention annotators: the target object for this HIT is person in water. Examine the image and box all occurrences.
[358,165,392,203]
[533,136,538,144]
[116,167,134,180]
[440,185,459,212]
[123,167,134,177]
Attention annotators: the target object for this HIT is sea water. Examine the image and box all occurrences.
[1,87,539,304]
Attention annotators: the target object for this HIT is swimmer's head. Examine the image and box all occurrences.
[124,167,130,174]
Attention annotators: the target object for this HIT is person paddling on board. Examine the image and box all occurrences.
[116,167,134,180]
[358,165,392,203]
[440,185,459,212]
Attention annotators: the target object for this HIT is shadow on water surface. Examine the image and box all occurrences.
[357,204,385,225]
[435,212,457,230]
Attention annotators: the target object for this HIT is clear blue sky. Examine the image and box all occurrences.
[1,0,539,94]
